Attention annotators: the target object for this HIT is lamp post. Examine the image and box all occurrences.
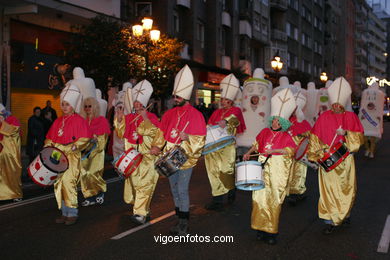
[132,18,160,78]
[270,51,283,86]
[320,72,328,86]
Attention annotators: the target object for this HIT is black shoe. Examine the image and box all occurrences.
[227,189,236,204]
[256,230,265,241]
[264,233,277,245]
[287,195,297,206]
[322,224,337,235]
[204,201,224,211]
[296,193,307,201]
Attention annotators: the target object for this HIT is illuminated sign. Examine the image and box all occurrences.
[366,76,390,87]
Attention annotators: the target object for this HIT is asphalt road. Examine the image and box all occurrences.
[1,123,390,260]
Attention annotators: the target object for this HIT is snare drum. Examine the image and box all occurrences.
[318,141,350,172]
[202,125,235,155]
[28,147,69,187]
[295,137,319,170]
[155,146,188,177]
[235,161,264,191]
[112,148,143,178]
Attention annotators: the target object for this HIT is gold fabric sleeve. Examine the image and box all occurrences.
[52,137,90,209]
[224,114,239,136]
[345,131,364,153]
[307,134,327,162]
[137,119,158,137]
[114,117,125,139]
[0,121,22,200]
[80,134,108,198]
[151,129,166,149]
[284,147,295,158]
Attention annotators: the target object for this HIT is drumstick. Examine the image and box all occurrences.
[174,121,190,145]
[128,103,153,125]
[329,125,342,149]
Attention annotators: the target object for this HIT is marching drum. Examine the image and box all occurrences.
[235,161,264,191]
[113,148,143,178]
[28,147,69,187]
[155,146,188,177]
[202,125,235,155]
[294,138,319,170]
[318,141,350,172]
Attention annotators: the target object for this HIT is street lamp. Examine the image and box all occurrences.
[131,18,161,77]
[271,51,283,73]
[320,72,328,83]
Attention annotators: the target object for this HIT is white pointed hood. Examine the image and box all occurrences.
[220,73,240,101]
[131,79,153,107]
[172,65,194,100]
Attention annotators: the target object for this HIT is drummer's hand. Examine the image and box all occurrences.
[218,120,227,128]
[150,146,161,155]
[0,115,4,123]
[71,145,77,151]
[138,108,148,119]
[92,134,98,143]
[115,106,124,122]
[336,127,346,136]
[243,153,251,161]
[180,132,189,141]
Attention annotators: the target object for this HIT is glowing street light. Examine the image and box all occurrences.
[271,51,283,73]
[320,72,328,82]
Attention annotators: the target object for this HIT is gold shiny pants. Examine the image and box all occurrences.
[288,159,307,195]
[363,136,377,154]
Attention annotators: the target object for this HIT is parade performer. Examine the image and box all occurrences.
[67,67,97,113]
[79,97,110,206]
[115,80,160,224]
[236,68,272,157]
[151,65,206,235]
[204,73,246,210]
[358,82,385,158]
[287,90,312,204]
[243,88,297,245]
[45,85,91,225]
[307,77,363,234]
[303,82,318,125]
[0,103,23,201]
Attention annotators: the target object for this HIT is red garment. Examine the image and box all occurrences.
[87,116,111,136]
[256,127,296,155]
[160,103,206,143]
[288,116,312,137]
[208,106,246,134]
[311,110,363,146]
[0,116,21,141]
[46,114,91,144]
[123,112,160,144]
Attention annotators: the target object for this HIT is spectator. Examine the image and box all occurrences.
[42,100,57,121]
[42,110,53,136]
[26,107,45,162]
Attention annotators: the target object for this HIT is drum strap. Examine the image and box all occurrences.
[261,155,271,169]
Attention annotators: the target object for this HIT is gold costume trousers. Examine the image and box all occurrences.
[251,155,292,234]
[124,155,159,216]
[205,143,236,197]
[0,148,22,200]
[363,136,377,154]
[318,155,357,226]
[288,159,307,195]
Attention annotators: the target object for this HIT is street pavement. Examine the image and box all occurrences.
[1,122,390,259]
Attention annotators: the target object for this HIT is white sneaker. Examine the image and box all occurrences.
[369,152,374,158]
[81,200,96,207]
[364,151,369,157]
[130,214,150,225]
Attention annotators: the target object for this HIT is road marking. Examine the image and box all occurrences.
[0,177,122,212]
[377,215,390,253]
[111,210,176,240]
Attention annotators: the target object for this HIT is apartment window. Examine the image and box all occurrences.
[287,52,291,67]
[173,12,179,33]
[301,33,306,45]
[307,10,311,22]
[262,0,269,5]
[135,2,152,17]
[307,62,311,74]
[286,22,291,37]
[254,16,260,31]
[197,22,205,49]
[294,56,297,68]
[294,27,298,40]
[302,59,305,72]
[301,6,306,18]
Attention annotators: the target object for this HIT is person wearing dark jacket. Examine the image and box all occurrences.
[26,107,45,162]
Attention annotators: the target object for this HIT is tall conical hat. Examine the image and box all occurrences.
[294,90,307,122]
[122,82,133,113]
[327,77,351,107]
[131,79,153,107]
[172,65,194,100]
[270,88,296,120]
[60,84,82,110]
[220,73,240,101]
[0,103,4,112]
[253,68,265,79]
[293,81,302,88]
[96,89,107,116]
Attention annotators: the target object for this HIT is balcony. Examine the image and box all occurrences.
[270,0,288,11]
[239,20,252,38]
[271,29,287,42]
[222,11,231,27]
[221,55,231,70]
[239,59,252,75]
[177,0,190,8]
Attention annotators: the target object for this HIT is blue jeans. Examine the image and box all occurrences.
[61,200,78,217]
[168,168,193,212]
